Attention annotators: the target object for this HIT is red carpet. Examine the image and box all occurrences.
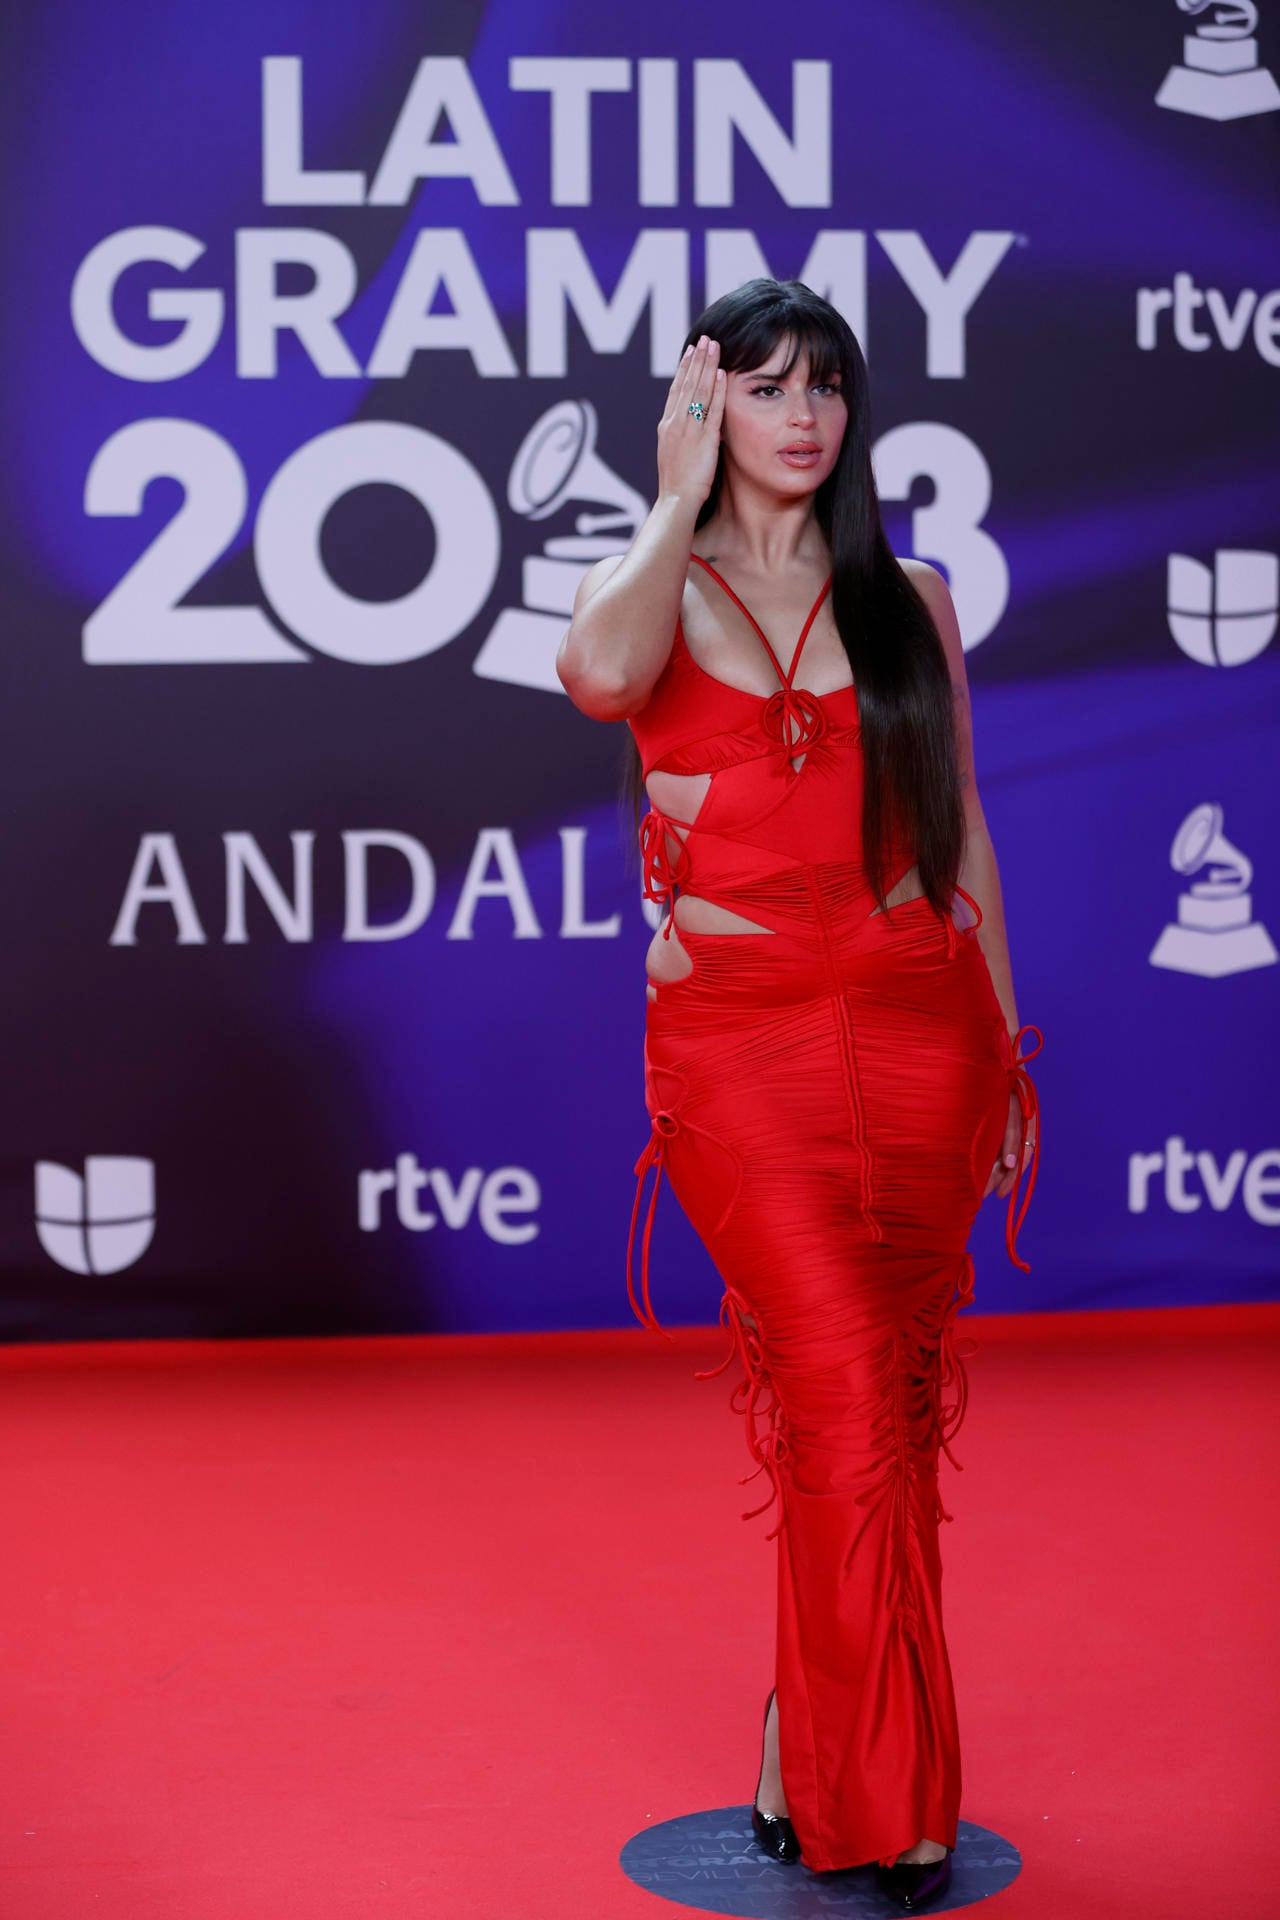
[0,1303,1275,1918]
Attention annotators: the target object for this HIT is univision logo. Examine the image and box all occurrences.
[1167,550,1278,667]
[35,1156,156,1274]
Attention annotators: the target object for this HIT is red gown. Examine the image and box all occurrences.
[625,556,1041,1872]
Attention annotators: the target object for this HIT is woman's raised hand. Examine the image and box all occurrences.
[656,335,726,508]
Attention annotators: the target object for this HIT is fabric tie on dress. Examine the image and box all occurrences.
[939,881,985,960]
[942,899,1043,1271]
[626,1110,680,1339]
[942,887,1044,1273]
[638,805,690,941]
[628,1120,794,1538]
[930,1253,978,1524]
[762,685,827,772]
[694,1285,791,1539]
[626,1100,745,1344]
[688,554,833,783]
[1005,1024,1044,1273]
[926,1023,1042,1519]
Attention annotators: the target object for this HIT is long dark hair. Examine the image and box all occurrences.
[623,277,964,915]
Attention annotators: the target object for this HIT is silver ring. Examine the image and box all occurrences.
[688,400,706,422]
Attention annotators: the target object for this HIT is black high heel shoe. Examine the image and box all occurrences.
[874,1846,953,1910]
[750,1687,801,1864]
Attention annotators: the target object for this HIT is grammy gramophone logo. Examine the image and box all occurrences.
[472,400,648,694]
[1149,804,1277,977]
[1156,0,1280,119]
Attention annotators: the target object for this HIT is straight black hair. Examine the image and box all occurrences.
[623,277,964,915]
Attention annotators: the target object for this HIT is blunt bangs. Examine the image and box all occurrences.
[689,281,854,390]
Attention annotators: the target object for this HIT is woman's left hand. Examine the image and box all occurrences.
[985,1087,1035,1200]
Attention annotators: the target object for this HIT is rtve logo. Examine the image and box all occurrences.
[1128,1137,1280,1224]
[1136,274,1280,365]
[358,1157,541,1244]
[35,1156,156,1273]
[1166,550,1278,666]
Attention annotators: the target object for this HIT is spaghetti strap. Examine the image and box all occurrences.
[690,554,832,690]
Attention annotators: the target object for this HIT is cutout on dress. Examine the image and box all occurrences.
[950,887,980,933]
[642,766,779,996]
[645,894,779,993]
[643,769,708,994]
[868,864,927,917]
[867,868,984,932]
[646,769,710,828]
[645,922,694,989]
[676,895,776,937]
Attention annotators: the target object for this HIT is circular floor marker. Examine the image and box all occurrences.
[619,1808,1022,1915]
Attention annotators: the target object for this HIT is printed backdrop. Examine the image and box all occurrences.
[1,0,1277,1340]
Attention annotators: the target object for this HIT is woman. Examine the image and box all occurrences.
[556,279,1041,1910]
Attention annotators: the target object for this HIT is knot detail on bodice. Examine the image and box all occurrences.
[762,685,827,766]
[683,554,833,777]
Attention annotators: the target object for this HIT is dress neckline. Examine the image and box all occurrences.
[673,623,857,705]
[690,553,834,691]
[679,557,854,703]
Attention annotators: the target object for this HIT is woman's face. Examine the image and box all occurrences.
[719,338,848,499]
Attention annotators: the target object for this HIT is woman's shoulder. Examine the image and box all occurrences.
[896,556,966,672]
[898,554,946,593]
[897,555,958,621]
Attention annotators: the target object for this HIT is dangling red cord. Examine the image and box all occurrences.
[930,1254,980,1523]
[694,1286,790,1539]
[638,806,690,942]
[1005,1024,1044,1274]
[625,1113,679,1342]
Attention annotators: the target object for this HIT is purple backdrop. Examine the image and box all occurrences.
[1,0,1278,1338]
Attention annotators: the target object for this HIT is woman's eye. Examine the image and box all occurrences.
[747,382,840,397]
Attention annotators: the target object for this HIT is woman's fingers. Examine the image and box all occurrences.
[689,337,719,416]
[707,362,727,432]
[671,336,718,423]
[992,1141,1035,1201]
[660,343,695,427]
[661,341,695,419]
[655,336,723,504]
[986,1092,1034,1200]
[1005,1095,1024,1161]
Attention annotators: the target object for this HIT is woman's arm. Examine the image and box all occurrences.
[556,338,726,721]
[907,559,1035,1201]
[956,824,1020,1040]
[904,559,1021,1039]
[555,494,701,720]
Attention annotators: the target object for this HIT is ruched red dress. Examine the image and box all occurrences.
[625,556,1042,1873]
